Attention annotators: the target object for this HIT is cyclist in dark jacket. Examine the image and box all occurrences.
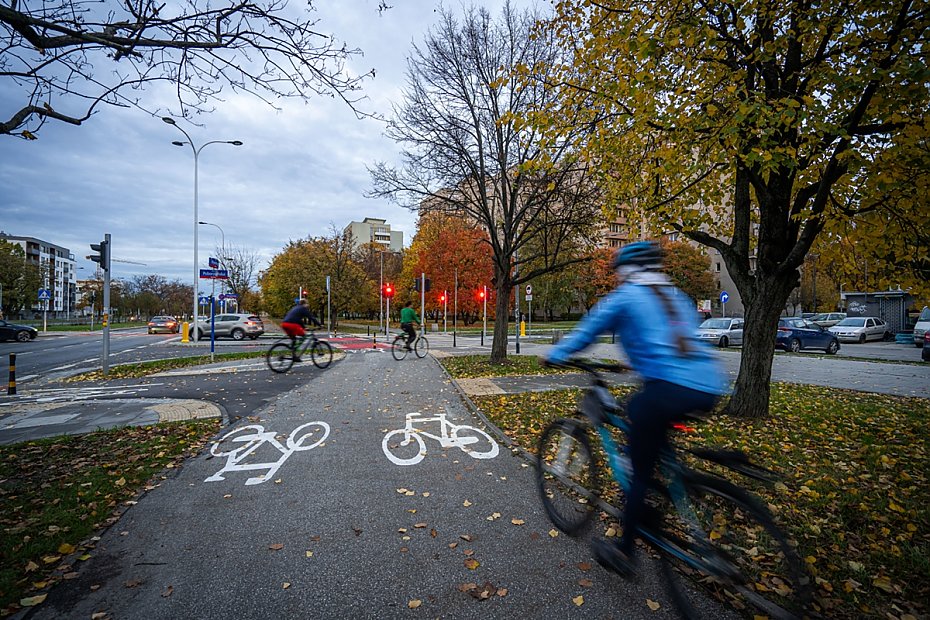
[281,299,322,352]
[546,241,726,578]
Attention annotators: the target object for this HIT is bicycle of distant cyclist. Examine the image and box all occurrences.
[382,411,499,466]
[536,359,808,619]
[391,326,429,360]
[266,329,333,373]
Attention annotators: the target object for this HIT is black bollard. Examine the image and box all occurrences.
[7,353,15,395]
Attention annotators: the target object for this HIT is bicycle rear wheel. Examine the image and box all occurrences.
[391,335,409,361]
[663,471,808,619]
[311,339,333,369]
[414,336,429,358]
[536,419,599,535]
[266,342,295,373]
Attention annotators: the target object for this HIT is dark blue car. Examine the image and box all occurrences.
[776,318,840,354]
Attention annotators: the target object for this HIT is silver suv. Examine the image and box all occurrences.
[190,313,264,340]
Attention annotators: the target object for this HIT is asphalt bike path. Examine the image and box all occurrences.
[29,349,734,619]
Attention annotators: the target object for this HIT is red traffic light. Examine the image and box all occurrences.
[477,289,486,300]
[382,284,395,298]
[439,294,446,303]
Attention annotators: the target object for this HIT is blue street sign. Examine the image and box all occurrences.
[209,257,219,268]
[219,293,239,300]
[37,288,51,301]
[199,269,229,279]
[720,291,729,304]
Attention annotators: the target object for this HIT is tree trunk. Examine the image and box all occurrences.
[490,266,512,363]
[725,273,797,418]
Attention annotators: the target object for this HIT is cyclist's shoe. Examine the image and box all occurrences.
[405,345,412,351]
[593,538,636,579]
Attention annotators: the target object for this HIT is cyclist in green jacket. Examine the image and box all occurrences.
[399,301,421,350]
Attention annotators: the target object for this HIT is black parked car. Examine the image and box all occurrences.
[0,319,38,342]
[776,317,840,354]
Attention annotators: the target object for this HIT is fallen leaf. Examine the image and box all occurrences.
[90,584,101,591]
[422,492,430,497]
[274,479,282,484]
[63,572,79,580]
[573,595,585,606]
[458,583,478,592]
[464,558,480,570]
[464,549,475,556]
[430,529,437,538]
[268,543,284,551]
[353,528,362,536]
[124,579,142,588]
[460,534,473,542]
[282,582,291,589]
[449,542,458,549]
[408,599,421,609]
[115,477,126,487]
[578,562,592,571]
[548,529,559,538]
[578,578,593,587]
[487,512,501,521]
[646,599,661,611]
[91,613,107,620]
[496,588,508,597]
[162,585,174,598]
[400,547,409,553]
[42,555,61,564]
[305,551,313,558]
[463,500,472,507]
[25,560,39,573]
[605,527,617,537]
[58,543,76,554]
[414,522,427,528]
[511,518,525,526]
[32,581,47,589]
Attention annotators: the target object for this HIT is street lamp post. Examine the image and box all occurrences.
[162,117,242,342]
[199,220,225,311]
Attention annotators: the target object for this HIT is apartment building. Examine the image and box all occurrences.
[0,232,78,317]
[343,218,404,253]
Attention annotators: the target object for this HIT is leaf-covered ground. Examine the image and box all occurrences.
[0,420,220,616]
[473,384,929,619]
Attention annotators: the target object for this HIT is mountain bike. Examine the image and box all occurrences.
[266,329,333,373]
[391,327,429,360]
[536,359,808,619]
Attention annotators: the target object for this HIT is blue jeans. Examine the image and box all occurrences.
[619,380,718,555]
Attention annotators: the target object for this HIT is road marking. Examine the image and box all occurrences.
[382,412,499,466]
[0,384,165,407]
[205,422,330,486]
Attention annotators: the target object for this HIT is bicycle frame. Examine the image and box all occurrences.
[580,376,725,575]
[401,413,472,447]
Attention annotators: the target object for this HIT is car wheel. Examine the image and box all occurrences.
[16,330,31,342]
[719,336,729,348]
[231,328,245,341]
[825,340,839,355]
[883,331,892,342]
[789,338,801,353]
[858,333,866,344]
[916,342,924,348]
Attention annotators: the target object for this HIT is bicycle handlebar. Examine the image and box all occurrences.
[542,358,630,374]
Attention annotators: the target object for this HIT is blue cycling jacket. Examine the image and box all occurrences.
[547,282,727,396]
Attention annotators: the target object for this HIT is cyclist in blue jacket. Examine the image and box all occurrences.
[545,241,727,577]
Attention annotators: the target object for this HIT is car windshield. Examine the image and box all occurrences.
[700,319,731,329]
[811,313,829,321]
[919,307,930,321]
[836,318,866,327]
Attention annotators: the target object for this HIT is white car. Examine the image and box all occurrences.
[811,312,846,328]
[696,317,744,348]
[828,317,892,343]
[913,306,930,347]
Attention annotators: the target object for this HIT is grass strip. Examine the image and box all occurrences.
[0,419,220,615]
[440,354,580,379]
[65,351,269,381]
[472,383,929,619]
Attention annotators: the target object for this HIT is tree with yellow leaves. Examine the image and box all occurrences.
[535,0,929,417]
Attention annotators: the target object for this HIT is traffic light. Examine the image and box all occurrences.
[383,283,395,298]
[439,293,446,304]
[89,238,110,272]
[477,288,486,301]
[413,278,431,292]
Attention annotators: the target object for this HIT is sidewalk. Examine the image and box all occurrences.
[24,346,732,620]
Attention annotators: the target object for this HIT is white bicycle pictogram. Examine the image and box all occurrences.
[205,422,330,485]
[382,412,499,466]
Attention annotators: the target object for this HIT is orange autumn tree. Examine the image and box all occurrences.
[401,214,494,325]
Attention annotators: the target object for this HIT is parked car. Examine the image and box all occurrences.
[800,312,817,320]
[776,317,840,354]
[147,316,180,334]
[697,317,744,348]
[913,306,930,347]
[189,313,264,340]
[811,312,846,328]
[828,317,892,343]
[0,319,38,342]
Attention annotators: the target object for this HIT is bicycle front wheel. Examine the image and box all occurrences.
[266,342,295,373]
[391,336,409,361]
[311,340,333,369]
[536,419,599,536]
[665,471,808,620]
[451,424,499,460]
[414,336,429,358]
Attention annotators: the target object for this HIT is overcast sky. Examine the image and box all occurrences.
[0,1,531,293]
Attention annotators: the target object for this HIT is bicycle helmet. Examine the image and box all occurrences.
[612,241,664,269]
